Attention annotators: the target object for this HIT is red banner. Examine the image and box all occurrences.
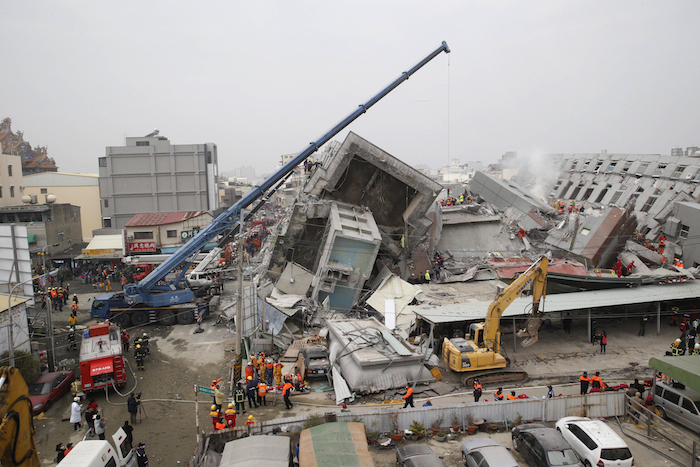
[128,241,156,253]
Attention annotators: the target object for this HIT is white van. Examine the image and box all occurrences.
[60,428,136,467]
[653,379,700,433]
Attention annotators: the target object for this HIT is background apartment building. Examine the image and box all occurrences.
[0,153,24,207]
[98,133,219,231]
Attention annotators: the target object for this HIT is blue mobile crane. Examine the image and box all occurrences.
[122,41,450,315]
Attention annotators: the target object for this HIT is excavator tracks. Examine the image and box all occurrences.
[462,370,528,389]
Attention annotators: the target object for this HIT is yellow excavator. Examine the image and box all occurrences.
[0,366,41,467]
[442,255,549,387]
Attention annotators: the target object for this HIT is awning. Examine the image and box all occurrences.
[299,422,374,467]
[78,234,124,259]
[649,356,700,394]
[90,357,114,376]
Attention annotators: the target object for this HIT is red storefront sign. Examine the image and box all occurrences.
[128,241,156,253]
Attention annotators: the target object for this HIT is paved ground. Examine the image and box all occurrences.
[30,278,696,465]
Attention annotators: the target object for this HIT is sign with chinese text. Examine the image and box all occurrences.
[128,242,156,253]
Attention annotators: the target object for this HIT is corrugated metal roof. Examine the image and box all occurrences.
[410,280,700,324]
[649,356,700,394]
[366,275,419,314]
[83,234,123,250]
[22,172,98,186]
[0,293,30,312]
[125,211,209,227]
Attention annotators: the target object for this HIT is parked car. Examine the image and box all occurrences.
[512,423,583,467]
[555,417,634,467]
[396,444,443,467]
[28,370,76,415]
[300,346,331,377]
[652,378,700,433]
[461,438,518,467]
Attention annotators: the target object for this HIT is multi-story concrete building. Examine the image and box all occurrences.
[98,133,219,231]
[124,211,213,253]
[0,152,24,207]
[21,172,100,243]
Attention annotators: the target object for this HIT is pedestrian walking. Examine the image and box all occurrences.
[85,405,96,436]
[282,380,294,409]
[579,371,591,394]
[600,331,607,353]
[639,315,648,336]
[401,384,414,408]
[70,397,82,431]
[93,414,106,440]
[122,421,133,445]
[562,313,572,334]
[234,382,246,413]
[473,378,482,402]
[127,394,139,424]
[136,443,148,467]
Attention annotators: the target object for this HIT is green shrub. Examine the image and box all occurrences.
[303,414,326,429]
[0,350,42,384]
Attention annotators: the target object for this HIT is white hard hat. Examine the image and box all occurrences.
[675,338,682,343]
[74,397,80,402]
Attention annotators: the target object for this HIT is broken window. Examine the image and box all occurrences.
[560,181,573,198]
[609,190,624,205]
[583,187,595,200]
[641,196,657,213]
[596,184,612,203]
[671,165,687,179]
[606,161,617,172]
[653,164,667,177]
[621,161,632,173]
[636,162,649,176]
[680,224,690,239]
[570,183,585,200]
[580,160,591,172]
[594,161,604,173]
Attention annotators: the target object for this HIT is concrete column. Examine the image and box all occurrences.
[657,301,661,335]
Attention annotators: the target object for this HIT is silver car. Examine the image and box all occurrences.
[461,438,518,467]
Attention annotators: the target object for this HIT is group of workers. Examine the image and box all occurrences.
[439,192,471,207]
[554,200,584,215]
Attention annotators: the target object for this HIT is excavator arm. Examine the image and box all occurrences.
[0,367,41,467]
[483,256,549,350]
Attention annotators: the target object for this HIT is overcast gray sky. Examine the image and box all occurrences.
[2,1,699,176]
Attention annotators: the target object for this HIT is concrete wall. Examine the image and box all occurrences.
[22,173,100,242]
[126,213,213,249]
[0,153,25,207]
[670,202,700,268]
[100,137,219,229]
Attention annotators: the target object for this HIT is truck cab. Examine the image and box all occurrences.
[60,427,136,466]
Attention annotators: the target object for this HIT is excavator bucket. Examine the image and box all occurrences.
[517,316,542,347]
[0,366,41,467]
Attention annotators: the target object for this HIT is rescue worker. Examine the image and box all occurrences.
[494,387,504,401]
[658,235,667,255]
[69,312,78,327]
[591,371,606,390]
[547,385,554,398]
[72,293,78,306]
[265,358,274,386]
[506,391,517,400]
[670,306,680,326]
[234,382,246,413]
[224,403,236,428]
[136,443,148,467]
[245,414,255,427]
[671,338,684,356]
[257,380,267,407]
[695,343,700,354]
[257,354,266,376]
[688,325,697,355]
[105,278,112,292]
[135,344,146,371]
[273,362,283,386]
[473,379,482,402]
[245,361,255,380]
[401,384,414,408]
[213,382,224,412]
[579,371,591,394]
[68,325,77,351]
[70,300,79,314]
[246,376,259,409]
[424,270,431,283]
[121,329,130,352]
[141,333,150,355]
[282,380,294,409]
[210,405,220,429]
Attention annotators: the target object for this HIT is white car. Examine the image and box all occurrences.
[555,417,634,467]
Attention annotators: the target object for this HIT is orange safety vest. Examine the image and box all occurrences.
[473,382,482,391]
[224,409,236,426]
[494,390,503,400]
[591,376,604,388]
[215,420,227,430]
[283,382,294,396]
[257,383,267,397]
[579,375,591,383]
[266,362,274,370]
[403,387,414,399]
[506,394,516,400]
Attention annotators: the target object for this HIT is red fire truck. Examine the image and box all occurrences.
[79,323,127,392]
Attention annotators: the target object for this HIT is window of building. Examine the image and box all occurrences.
[606,161,617,172]
[98,157,107,167]
[672,166,687,180]
[622,161,632,173]
[680,224,690,239]
[594,161,604,173]
[167,230,177,238]
[40,188,47,194]
[580,160,591,172]
[636,162,649,175]
[206,151,212,163]
[641,196,657,213]
[103,218,112,228]
[0,187,3,198]
[10,186,14,197]
[133,231,154,239]
[653,164,667,177]
[7,165,12,176]
[136,141,150,146]
[104,199,109,208]
[609,190,624,205]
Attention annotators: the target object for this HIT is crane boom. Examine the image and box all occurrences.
[125,41,450,307]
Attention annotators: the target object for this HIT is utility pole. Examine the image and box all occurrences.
[234,211,244,384]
